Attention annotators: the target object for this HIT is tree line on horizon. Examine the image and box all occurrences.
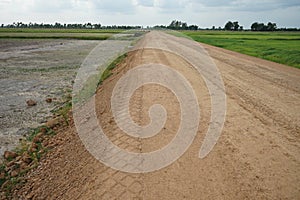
[224,21,277,31]
[154,20,199,30]
[1,22,141,30]
[1,21,299,31]
[163,20,299,31]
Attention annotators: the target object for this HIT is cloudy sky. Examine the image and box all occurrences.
[0,0,299,28]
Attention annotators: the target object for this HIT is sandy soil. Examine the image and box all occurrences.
[9,31,300,199]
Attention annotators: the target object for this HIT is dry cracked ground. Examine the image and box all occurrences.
[2,31,300,199]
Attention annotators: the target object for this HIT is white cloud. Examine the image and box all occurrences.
[91,0,135,14]
[137,0,154,7]
[31,0,74,12]
[229,0,300,11]
[156,0,187,9]
[191,0,233,7]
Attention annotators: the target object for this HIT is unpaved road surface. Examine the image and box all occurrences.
[12,31,300,199]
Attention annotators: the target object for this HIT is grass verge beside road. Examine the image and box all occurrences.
[182,31,300,68]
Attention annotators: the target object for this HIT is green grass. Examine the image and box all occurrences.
[182,31,300,68]
[0,28,123,33]
[0,28,124,40]
[99,53,127,85]
[73,53,128,106]
[50,88,73,125]
[0,32,111,40]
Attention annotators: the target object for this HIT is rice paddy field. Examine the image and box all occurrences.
[182,31,300,68]
[0,28,123,40]
[2,28,299,68]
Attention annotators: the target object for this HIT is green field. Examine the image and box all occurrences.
[182,31,300,68]
[0,28,124,40]
[1,29,299,68]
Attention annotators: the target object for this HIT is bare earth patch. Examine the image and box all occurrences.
[0,39,99,156]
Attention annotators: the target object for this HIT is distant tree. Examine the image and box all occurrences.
[212,26,215,30]
[239,26,243,31]
[169,20,176,28]
[93,23,101,29]
[267,22,277,31]
[154,25,167,29]
[188,25,198,30]
[277,27,299,31]
[224,21,234,31]
[54,22,63,28]
[85,22,92,29]
[182,22,188,30]
[175,21,181,29]
[251,22,256,31]
[233,21,239,31]
[251,22,277,31]
[168,20,191,30]
[258,23,266,31]
[251,22,259,31]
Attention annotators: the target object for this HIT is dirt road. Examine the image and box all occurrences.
[13,31,300,199]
